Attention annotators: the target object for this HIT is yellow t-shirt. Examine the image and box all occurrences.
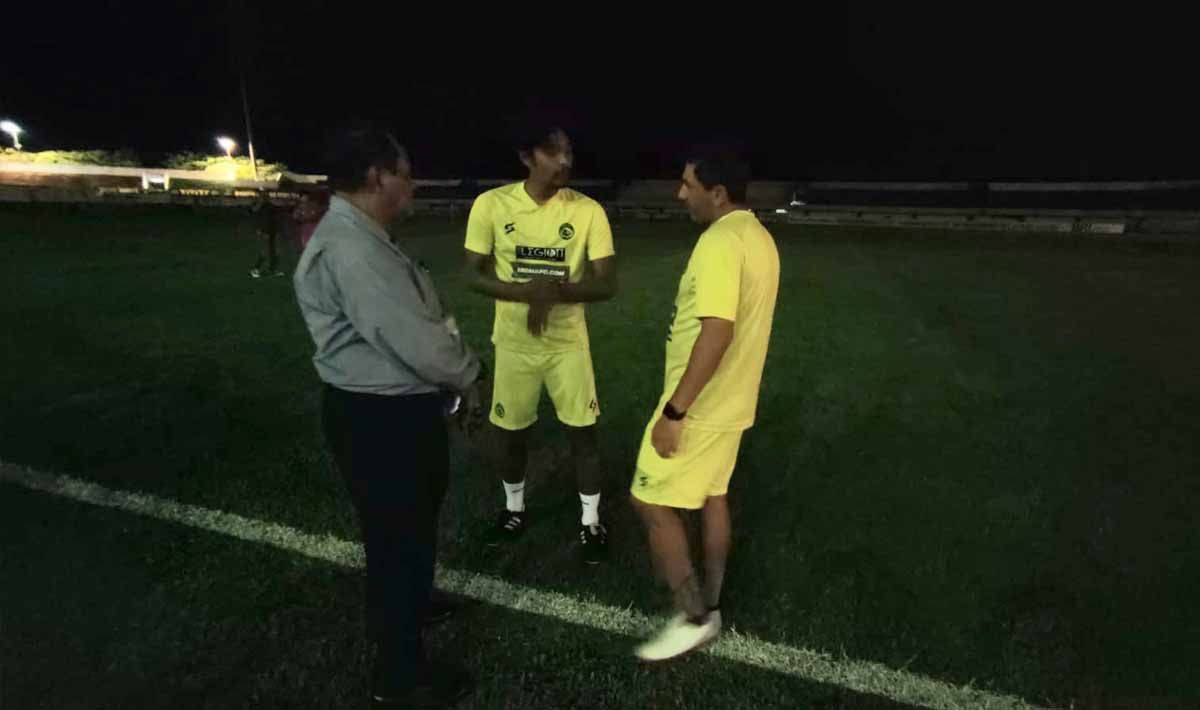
[465,183,615,353]
[663,210,780,431]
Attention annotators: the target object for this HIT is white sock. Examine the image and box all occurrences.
[503,481,525,512]
[580,492,600,526]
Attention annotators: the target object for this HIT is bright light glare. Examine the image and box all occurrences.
[1,120,22,149]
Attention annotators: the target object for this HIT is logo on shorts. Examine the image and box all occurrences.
[504,222,516,235]
[558,223,575,240]
[588,399,599,413]
[638,474,649,488]
[495,402,506,418]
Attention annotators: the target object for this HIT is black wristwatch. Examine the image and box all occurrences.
[662,401,687,421]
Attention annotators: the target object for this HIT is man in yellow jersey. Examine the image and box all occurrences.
[463,118,617,564]
[630,147,779,660]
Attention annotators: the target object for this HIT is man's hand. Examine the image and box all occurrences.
[456,380,487,437]
[651,415,684,458]
[527,302,553,336]
[524,279,560,336]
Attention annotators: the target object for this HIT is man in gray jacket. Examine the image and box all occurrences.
[294,121,483,708]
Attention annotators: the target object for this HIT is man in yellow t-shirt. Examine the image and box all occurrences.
[463,120,617,564]
[630,147,780,661]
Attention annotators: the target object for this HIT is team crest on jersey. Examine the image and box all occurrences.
[558,223,575,240]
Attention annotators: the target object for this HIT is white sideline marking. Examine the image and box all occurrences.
[1,462,1050,710]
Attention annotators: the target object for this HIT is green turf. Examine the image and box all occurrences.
[2,203,1198,708]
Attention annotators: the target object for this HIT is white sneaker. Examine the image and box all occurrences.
[634,610,722,662]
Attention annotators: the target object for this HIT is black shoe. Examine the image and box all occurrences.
[485,509,526,547]
[425,590,464,627]
[580,523,608,565]
[371,661,473,708]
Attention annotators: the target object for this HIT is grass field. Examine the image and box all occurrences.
[2,203,1198,709]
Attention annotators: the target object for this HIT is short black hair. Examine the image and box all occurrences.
[509,109,569,157]
[321,120,408,192]
[687,146,751,204]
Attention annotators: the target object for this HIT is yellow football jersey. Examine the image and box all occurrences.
[465,182,615,353]
[663,210,780,431]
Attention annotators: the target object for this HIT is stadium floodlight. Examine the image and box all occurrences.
[1,120,23,150]
[216,136,237,159]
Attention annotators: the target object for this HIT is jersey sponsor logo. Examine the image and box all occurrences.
[515,245,566,262]
[558,223,575,240]
[513,263,569,280]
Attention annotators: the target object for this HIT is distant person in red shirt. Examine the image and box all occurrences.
[294,187,331,252]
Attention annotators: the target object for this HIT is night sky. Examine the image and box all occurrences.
[3,3,1194,180]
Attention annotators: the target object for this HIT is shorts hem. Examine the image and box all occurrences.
[630,480,706,510]
[489,414,536,431]
[557,414,599,428]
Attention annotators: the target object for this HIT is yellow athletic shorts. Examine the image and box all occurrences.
[489,347,600,430]
[630,408,744,510]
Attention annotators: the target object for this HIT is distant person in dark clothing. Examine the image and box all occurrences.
[250,190,286,278]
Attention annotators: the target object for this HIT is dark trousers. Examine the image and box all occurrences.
[321,384,449,686]
[252,230,279,272]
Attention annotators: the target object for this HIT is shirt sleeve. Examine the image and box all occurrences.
[691,230,741,322]
[333,250,480,391]
[464,192,495,255]
[586,202,615,261]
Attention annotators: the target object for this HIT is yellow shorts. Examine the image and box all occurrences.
[489,347,600,431]
[630,408,744,510]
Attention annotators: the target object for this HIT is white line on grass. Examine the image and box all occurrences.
[1,462,1051,710]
